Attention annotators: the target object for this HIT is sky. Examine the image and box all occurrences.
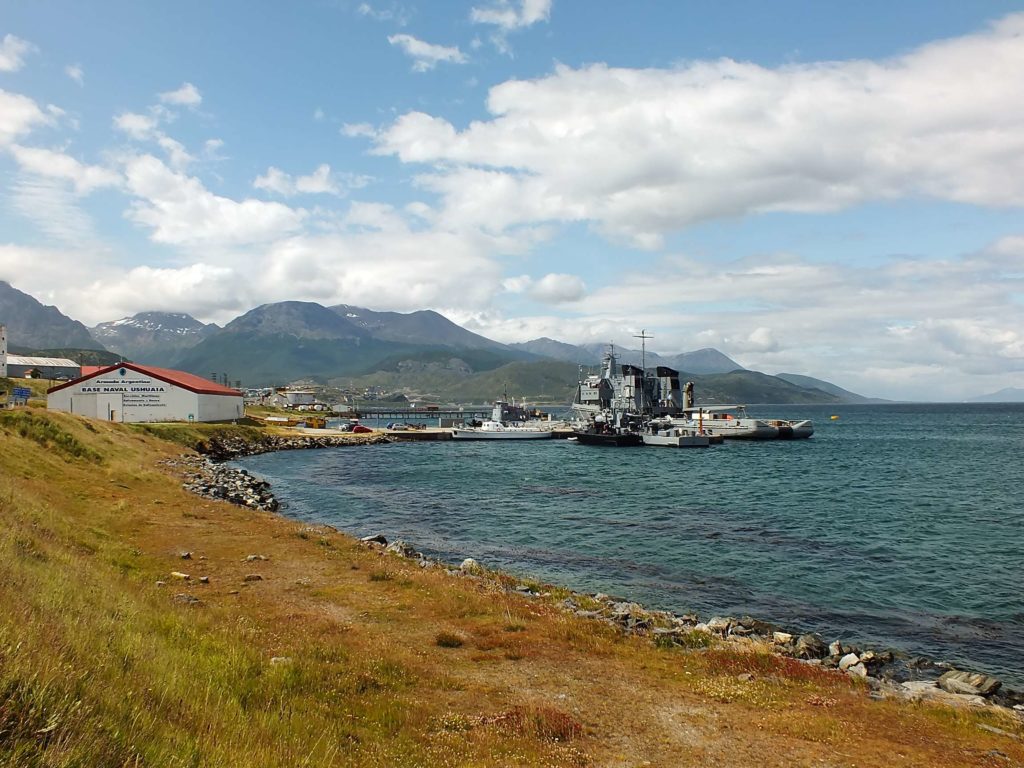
[1,0,1023,400]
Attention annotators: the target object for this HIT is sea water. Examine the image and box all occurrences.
[238,403,1024,685]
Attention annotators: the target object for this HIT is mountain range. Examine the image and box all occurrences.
[0,281,104,352]
[507,337,744,373]
[91,312,219,365]
[0,279,888,403]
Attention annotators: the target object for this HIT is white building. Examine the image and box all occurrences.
[282,389,316,406]
[47,362,243,423]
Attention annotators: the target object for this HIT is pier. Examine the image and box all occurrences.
[357,406,492,420]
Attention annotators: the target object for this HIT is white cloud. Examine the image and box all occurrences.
[357,2,411,25]
[0,89,50,145]
[254,164,368,197]
[252,167,291,196]
[470,0,551,30]
[156,135,194,169]
[123,154,307,246]
[291,165,342,196]
[373,14,1024,247]
[387,34,467,72]
[0,245,108,305]
[113,111,158,140]
[529,272,585,303]
[9,176,99,244]
[91,263,248,321]
[254,227,501,312]
[497,271,586,303]
[7,143,120,246]
[501,274,531,293]
[8,145,122,194]
[65,64,84,85]
[158,82,202,108]
[0,34,35,72]
[203,138,225,159]
[114,107,194,169]
[342,122,376,138]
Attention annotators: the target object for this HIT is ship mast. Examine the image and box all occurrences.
[633,329,653,414]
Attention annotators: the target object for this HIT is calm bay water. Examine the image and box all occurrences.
[238,403,1024,685]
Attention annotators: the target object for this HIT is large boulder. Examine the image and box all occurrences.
[937,670,1001,697]
[795,633,828,659]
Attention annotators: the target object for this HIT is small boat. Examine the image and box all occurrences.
[641,422,711,448]
[452,395,554,440]
[572,410,643,447]
[451,420,552,440]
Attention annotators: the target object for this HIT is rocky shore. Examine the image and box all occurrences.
[167,455,281,512]
[356,533,1024,717]
[170,429,1024,721]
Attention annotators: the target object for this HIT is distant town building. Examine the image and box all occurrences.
[5,355,80,380]
[0,324,81,379]
[281,389,316,406]
[47,362,243,423]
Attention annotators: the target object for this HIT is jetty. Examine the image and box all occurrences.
[358,406,492,420]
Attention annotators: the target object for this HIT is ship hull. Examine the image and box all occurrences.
[574,431,643,447]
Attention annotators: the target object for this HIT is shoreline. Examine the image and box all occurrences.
[183,431,1024,713]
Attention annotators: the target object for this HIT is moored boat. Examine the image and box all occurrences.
[571,346,811,441]
[641,423,711,448]
[452,396,553,440]
[671,405,778,440]
[451,420,552,440]
[574,429,643,447]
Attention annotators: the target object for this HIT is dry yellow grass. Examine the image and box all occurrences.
[1,408,1022,766]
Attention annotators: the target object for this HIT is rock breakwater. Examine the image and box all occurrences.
[168,455,280,511]
[196,431,390,461]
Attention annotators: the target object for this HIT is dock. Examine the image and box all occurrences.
[384,427,576,441]
[359,406,492,420]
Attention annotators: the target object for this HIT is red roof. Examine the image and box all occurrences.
[47,362,243,397]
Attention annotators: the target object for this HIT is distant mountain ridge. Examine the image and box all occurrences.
[171,301,536,386]
[967,387,1024,403]
[0,281,105,351]
[91,311,219,365]
[4,281,879,402]
[776,373,888,404]
[331,304,509,350]
[509,338,744,374]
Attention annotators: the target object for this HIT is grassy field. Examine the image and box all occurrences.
[0,408,1022,766]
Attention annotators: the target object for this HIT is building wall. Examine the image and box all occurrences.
[7,363,80,379]
[197,392,244,422]
[48,368,243,423]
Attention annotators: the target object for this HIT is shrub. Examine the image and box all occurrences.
[435,632,465,648]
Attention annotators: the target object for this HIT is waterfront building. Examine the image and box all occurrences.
[47,362,243,423]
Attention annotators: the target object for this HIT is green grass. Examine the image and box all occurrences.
[129,421,267,450]
[0,410,101,462]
